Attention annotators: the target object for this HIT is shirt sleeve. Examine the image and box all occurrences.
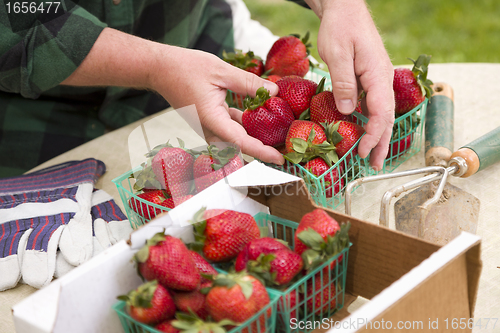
[0,1,108,99]
[286,0,310,9]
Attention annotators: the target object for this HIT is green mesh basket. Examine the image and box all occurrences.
[264,135,368,210]
[353,99,428,175]
[112,288,280,333]
[112,166,172,229]
[217,212,350,333]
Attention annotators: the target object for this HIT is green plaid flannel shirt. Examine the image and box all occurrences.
[0,0,235,176]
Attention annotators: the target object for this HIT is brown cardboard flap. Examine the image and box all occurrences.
[248,180,441,299]
[465,242,482,317]
[363,252,472,333]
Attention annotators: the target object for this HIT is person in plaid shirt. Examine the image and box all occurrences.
[0,0,395,177]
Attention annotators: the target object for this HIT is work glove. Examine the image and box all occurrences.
[0,159,107,290]
[55,189,133,278]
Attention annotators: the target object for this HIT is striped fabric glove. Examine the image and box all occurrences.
[0,159,105,290]
[55,189,133,278]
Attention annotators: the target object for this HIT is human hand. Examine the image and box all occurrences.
[150,46,284,165]
[306,0,395,170]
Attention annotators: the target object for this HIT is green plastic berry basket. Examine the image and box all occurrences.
[264,135,369,211]
[353,98,428,175]
[112,165,172,229]
[112,288,280,333]
[217,212,351,333]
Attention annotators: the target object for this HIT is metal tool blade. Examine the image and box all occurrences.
[394,182,480,245]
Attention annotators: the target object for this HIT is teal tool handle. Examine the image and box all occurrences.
[451,126,500,177]
[425,83,454,167]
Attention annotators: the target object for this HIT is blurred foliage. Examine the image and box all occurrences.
[243,0,500,66]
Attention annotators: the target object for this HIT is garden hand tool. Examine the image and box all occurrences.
[346,83,500,245]
[393,123,500,245]
[345,82,454,226]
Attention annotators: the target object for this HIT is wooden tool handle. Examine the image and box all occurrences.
[450,126,500,177]
[425,83,454,167]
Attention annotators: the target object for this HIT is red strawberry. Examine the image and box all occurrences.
[152,146,194,198]
[235,238,303,286]
[193,145,243,193]
[285,120,326,153]
[189,250,218,283]
[305,273,337,315]
[235,237,289,271]
[278,289,300,321]
[155,320,181,333]
[118,280,176,325]
[128,190,167,219]
[284,120,338,166]
[393,54,433,115]
[276,76,318,119]
[268,249,303,285]
[310,91,363,124]
[265,33,311,78]
[191,208,260,263]
[294,209,350,274]
[324,121,365,159]
[387,133,413,158]
[294,209,340,256]
[161,195,193,209]
[205,272,271,333]
[223,50,264,76]
[304,157,344,197]
[134,233,201,291]
[173,289,209,320]
[242,87,295,147]
[265,74,281,83]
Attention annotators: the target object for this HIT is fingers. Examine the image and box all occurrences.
[203,105,284,165]
[217,62,278,97]
[228,107,243,125]
[323,48,358,115]
[358,80,395,170]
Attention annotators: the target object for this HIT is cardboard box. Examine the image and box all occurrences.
[11,161,482,333]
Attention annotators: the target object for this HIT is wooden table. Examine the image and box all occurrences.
[1,63,499,332]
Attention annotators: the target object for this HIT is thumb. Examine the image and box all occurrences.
[326,55,358,115]
[219,62,278,97]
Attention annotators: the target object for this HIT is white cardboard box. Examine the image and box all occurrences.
[12,162,482,333]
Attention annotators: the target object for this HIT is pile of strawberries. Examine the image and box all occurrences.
[128,142,243,221]
[226,30,434,169]
[224,34,366,198]
[118,208,349,332]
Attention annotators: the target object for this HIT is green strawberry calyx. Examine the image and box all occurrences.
[243,86,271,110]
[284,127,339,166]
[322,121,344,145]
[223,49,262,71]
[210,271,255,300]
[173,309,239,332]
[200,145,239,171]
[117,280,158,309]
[134,231,167,264]
[189,207,208,253]
[298,222,351,272]
[391,113,421,141]
[245,253,278,287]
[409,54,433,100]
[290,31,312,57]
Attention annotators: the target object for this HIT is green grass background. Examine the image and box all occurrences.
[243,0,500,66]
